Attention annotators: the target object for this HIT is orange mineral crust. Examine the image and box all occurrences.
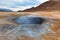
[0,12,60,40]
[41,19,60,40]
[0,0,60,40]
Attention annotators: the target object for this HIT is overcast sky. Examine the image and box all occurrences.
[0,0,49,11]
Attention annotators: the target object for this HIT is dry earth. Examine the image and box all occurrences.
[0,0,60,40]
[0,12,60,40]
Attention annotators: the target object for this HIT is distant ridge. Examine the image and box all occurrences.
[0,8,13,12]
[18,1,57,12]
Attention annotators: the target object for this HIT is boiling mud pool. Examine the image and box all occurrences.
[0,15,54,40]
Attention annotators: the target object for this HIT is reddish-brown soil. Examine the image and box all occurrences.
[0,0,60,40]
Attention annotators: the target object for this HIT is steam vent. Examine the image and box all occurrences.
[0,0,60,40]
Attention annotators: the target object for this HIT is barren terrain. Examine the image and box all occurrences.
[0,0,60,40]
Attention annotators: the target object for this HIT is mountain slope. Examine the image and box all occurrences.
[18,1,58,12]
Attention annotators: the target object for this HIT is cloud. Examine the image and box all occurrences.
[0,0,49,11]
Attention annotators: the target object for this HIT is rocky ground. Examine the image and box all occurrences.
[0,0,60,40]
